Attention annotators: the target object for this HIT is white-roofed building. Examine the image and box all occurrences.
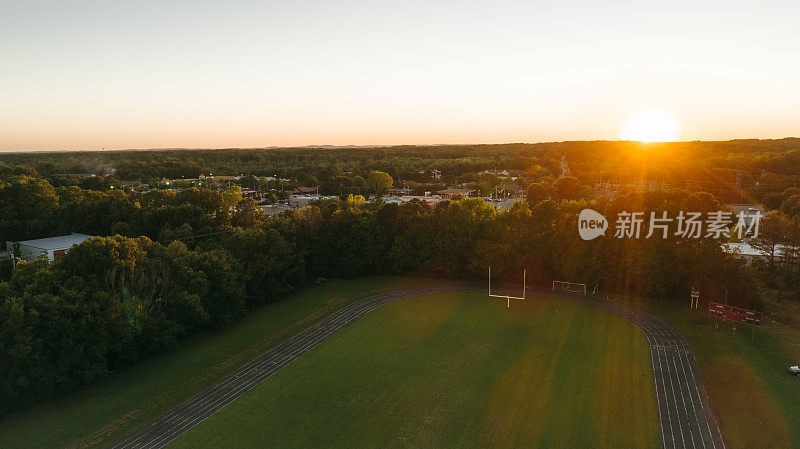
[723,241,785,266]
[7,233,94,262]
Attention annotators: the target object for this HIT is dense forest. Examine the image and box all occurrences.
[2,139,800,415]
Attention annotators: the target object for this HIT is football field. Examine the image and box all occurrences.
[166,290,660,448]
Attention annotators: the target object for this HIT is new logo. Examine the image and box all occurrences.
[578,209,608,240]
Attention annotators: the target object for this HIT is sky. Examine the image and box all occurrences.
[1,0,798,151]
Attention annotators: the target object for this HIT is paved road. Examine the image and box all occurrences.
[107,283,725,449]
[547,287,726,449]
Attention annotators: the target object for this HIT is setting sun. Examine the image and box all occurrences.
[618,108,680,142]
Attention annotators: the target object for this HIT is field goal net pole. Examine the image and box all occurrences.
[552,280,587,295]
[488,267,526,308]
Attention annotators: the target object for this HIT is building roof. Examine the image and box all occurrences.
[17,233,94,250]
[723,242,784,257]
[727,204,765,215]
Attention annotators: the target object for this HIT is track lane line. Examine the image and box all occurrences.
[545,289,724,449]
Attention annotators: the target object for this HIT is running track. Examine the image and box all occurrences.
[548,288,726,449]
[106,284,724,449]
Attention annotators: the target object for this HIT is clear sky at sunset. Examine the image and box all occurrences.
[1,0,798,151]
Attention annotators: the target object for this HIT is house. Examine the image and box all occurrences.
[7,233,94,262]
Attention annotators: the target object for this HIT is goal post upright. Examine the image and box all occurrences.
[488,266,526,308]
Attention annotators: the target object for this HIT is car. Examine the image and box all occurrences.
[790,365,800,377]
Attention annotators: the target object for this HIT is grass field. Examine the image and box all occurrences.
[7,277,790,449]
[638,300,800,449]
[170,291,660,449]
[0,276,439,449]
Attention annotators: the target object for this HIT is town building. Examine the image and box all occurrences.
[7,233,94,262]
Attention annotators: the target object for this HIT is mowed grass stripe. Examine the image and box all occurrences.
[474,297,575,448]
[591,313,660,448]
[170,292,659,449]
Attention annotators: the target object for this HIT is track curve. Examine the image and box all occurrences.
[107,284,724,449]
[546,288,726,449]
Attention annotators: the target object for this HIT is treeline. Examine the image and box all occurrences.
[0,232,302,413]
[0,144,552,185]
[0,166,262,245]
[0,170,756,412]
[3,139,800,202]
[751,211,800,296]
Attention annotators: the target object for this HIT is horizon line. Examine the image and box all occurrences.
[1,136,799,155]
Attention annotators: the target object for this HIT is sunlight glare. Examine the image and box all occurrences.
[618,108,680,142]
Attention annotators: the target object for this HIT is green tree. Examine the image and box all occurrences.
[780,194,800,216]
[367,171,393,196]
[553,176,581,201]
[526,182,552,205]
[751,212,790,273]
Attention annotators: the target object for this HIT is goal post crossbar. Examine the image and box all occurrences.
[552,280,587,295]
[488,267,526,308]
